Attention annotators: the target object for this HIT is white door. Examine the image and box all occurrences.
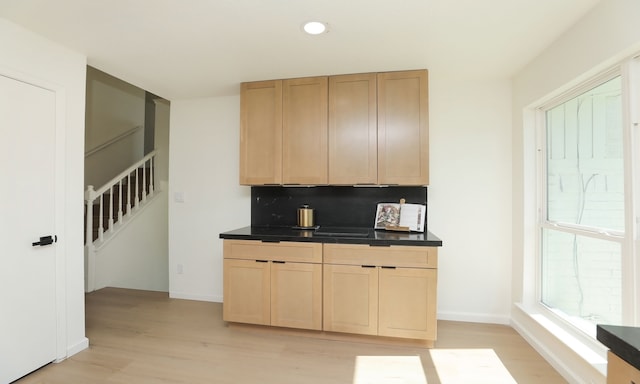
[0,74,58,383]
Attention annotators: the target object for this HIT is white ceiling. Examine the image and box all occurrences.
[0,0,601,100]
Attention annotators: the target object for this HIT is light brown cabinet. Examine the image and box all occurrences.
[378,266,437,339]
[607,351,640,383]
[223,240,323,330]
[323,263,379,335]
[282,76,328,185]
[223,240,438,342]
[328,73,378,185]
[378,70,429,185]
[239,76,328,185]
[223,258,271,325]
[323,243,437,342]
[239,80,282,185]
[239,69,429,186]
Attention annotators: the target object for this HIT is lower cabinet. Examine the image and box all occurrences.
[323,263,379,335]
[222,240,438,342]
[378,266,437,339]
[607,351,640,384]
[271,261,322,329]
[323,243,438,341]
[223,240,323,330]
[223,258,271,325]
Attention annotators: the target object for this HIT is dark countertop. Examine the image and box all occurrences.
[219,226,443,247]
[597,324,640,371]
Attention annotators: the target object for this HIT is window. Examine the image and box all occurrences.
[538,71,631,336]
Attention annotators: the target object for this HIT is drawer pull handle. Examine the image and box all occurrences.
[273,260,285,264]
[381,266,396,269]
[361,265,376,268]
[255,260,268,263]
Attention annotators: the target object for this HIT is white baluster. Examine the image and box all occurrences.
[117,179,123,222]
[142,162,147,203]
[98,194,104,241]
[126,173,132,214]
[149,156,155,195]
[108,185,114,231]
[134,168,140,208]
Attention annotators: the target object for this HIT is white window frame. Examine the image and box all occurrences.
[528,58,639,353]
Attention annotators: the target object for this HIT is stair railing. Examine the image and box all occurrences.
[85,125,142,158]
[85,150,156,245]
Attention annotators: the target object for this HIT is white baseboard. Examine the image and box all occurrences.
[169,291,222,303]
[57,337,89,363]
[437,310,510,325]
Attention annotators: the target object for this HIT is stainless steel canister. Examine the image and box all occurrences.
[297,204,315,228]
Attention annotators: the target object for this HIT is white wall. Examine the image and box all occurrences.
[0,18,88,358]
[168,96,250,301]
[85,67,146,188]
[94,190,169,292]
[511,0,640,382]
[168,75,514,325]
[429,73,513,324]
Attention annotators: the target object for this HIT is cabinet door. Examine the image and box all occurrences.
[282,76,328,185]
[223,259,270,325]
[378,267,437,340]
[323,264,378,335]
[377,70,429,185]
[271,262,322,330]
[328,73,377,185]
[607,351,640,384]
[239,80,282,185]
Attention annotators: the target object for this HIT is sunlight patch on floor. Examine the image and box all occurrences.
[353,356,427,384]
[429,349,517,384]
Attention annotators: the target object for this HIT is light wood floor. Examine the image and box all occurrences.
[15,288,567,383]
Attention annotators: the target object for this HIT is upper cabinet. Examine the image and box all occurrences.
[378,70,429,185]
[328,73,378,185]
[239,69,429,186]
[282,77,328,185]
[239,80,282,185]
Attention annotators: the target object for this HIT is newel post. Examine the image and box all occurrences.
[85,185,95,245]
[85,185,96,292]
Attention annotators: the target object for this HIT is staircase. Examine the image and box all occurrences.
[85,151,156,245]
[85,168,153,243]
[84,151,158,292]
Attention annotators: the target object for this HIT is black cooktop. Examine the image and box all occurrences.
[313,226,371,237]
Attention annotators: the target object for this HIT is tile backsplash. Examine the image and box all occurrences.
[251,186,427,228]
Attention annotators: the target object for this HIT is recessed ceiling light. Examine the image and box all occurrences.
[302,21,328,35]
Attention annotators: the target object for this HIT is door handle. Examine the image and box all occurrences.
[32,235,57,247]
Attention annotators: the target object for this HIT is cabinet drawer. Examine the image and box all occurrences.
[608,351,640,383]
[323,243,436,268]
[223,240,322,263]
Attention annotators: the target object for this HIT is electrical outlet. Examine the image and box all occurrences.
[177,264,183,274]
